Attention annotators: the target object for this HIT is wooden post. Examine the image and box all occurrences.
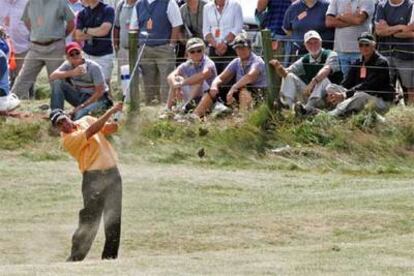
[261,29,280,111]
[128,30,139,113]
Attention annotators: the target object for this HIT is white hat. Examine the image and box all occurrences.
[304,30,322,43]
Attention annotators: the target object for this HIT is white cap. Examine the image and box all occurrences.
[304,30,322,43]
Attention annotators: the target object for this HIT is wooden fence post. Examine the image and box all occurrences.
[128,30,139,113]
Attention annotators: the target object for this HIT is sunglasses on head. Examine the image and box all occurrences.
[69,50,81,57]
[189,49,203,54]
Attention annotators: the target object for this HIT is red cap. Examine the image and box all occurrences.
[65,42,82,54]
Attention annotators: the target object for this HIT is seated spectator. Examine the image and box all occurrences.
[283,0,334,60]
[256,0,292,66]
[325,33,395,117]
[193,34,267,117]
[0,29,20,114]
[269,30,342,114]
[375,0,414,104]
[74,0,115,90]
[50,42,112,120]
[164,38,217,116]
[325,0,375,78]
[203,0,243,74]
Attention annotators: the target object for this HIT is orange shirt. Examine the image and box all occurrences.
[62,116,118,173]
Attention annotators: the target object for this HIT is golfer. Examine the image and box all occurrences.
[50,103,123,262]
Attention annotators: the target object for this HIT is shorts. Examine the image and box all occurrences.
[387,56,414,88]
[84,53,114,81]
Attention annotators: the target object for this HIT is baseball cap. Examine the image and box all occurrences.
[358,32,376,44]
[186,38,205,52]
[232,33,251,49]
[304,30,322,43]
[50,108,69,126]
[65,42,82,55]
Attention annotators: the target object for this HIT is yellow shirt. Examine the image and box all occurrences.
[62,116,118,173]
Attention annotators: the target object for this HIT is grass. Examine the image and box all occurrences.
[2,99,414,274]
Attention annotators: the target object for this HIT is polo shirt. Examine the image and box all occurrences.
[76,2,115,56]
[326,0,375,53]
[375,0,414,60]
[225,52,267,88]
[21,0,75,43]
[283,0,334,51]
[265,0,291,36]
[177,55,217,87]
[62,116,118,173]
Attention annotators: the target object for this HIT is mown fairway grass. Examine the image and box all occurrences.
[1,101,414,274]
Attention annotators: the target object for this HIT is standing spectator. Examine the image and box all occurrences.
[113,0,137,80]
[180,0,206,39]
[0,27,20,113]
[74,0,115,92]
[0,0,30,89]
[10,0,75,99]
[326,0,375,78]
[283,0,334,59]
[256,0,292,66]
[325,33,395,117]
[66,0,85,43]
[129,0,183,105]
[375,0,414,104]
[203,0,243,74]
[50,42,112,120]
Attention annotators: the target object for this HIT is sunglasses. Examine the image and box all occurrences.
[69,51,81,57]
[189,49,203,54]
[358,43,371,48]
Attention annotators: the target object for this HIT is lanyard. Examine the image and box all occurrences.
[213,1,227,27]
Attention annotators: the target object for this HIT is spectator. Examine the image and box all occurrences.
[163,37,216,116]
[203,0,243,74]
[50,42,112,120]
[194,34,267,118]
[113,0,137,80]
[270,30,342,114]
[283,0,334,59]
[10,0,75,99]
[180,0,205,39]
[256,0,292,66]
[0,0,30,89]
[375,0,414,104]
[0,28,20,114]
[74,0,115,91]
[326,0,375,78]
[66,0,85,43]
[325,32,395,117]
[129,0,183,105]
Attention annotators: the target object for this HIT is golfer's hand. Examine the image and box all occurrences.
[326,91,345,106]
[111,102,123,114]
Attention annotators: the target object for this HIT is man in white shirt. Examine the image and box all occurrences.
[202,0,243,74]
[130,0,183,105]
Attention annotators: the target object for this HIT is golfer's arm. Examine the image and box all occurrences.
[182,68,213,86]
[85,108,116,139]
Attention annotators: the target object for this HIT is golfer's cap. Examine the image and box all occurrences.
[358,32,376,44]
[65,42,82,55]
[232,33,251,49]
[186,38,205,52]
[304,30,322,43]
[50,108,68,126]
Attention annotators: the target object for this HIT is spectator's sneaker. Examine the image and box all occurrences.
[211,102,232,118]
[0,93,20,112]
[293,102,307,117]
